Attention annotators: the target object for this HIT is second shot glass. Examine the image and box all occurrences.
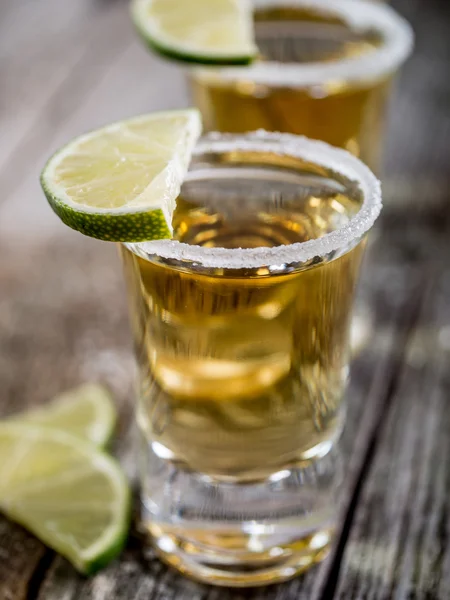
[190,0,413,173]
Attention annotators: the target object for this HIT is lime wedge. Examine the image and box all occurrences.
[40,109,202,242]
[131,0,257,65]
[0,422,130,574]
[16,384,116,448]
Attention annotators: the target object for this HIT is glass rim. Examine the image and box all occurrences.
[192,0,414,88]
[133,131,381,270]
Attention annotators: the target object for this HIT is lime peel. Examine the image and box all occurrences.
[0,422,131,575]
[40,109,202,242]
[131,0,258,65]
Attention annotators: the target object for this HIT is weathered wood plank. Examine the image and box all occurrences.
[0,517,49,600]
[0,218,424,600]
[0,237,134,600]
[333,242,450,599]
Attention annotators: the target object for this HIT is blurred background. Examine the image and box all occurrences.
[1,0,450,597]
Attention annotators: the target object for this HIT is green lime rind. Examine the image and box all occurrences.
[82,525,131,576]
[41,178,172,242]
[0,423,132,575]
[4,496,131,575]
[39,109,201,243]
[130,0,257,66]
[133,25,255,66]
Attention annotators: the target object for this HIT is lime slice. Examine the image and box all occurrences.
[0,422,130,574]
[16,384,116,448]
[131,0,257,65]
[40,109,202,242]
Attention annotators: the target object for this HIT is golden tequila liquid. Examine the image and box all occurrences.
[190,1,412,172]
[123,189,363,480]
[124,133,381,586]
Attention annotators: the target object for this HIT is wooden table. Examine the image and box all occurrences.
[1,0,449,598]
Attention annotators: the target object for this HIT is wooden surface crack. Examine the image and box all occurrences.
[25,551,55,600]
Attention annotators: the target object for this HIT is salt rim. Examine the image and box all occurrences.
[192,0,414,88]
[133,131,381,270]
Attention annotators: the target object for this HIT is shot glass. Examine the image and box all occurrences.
[190,0,413,173]
[121,131,381,586]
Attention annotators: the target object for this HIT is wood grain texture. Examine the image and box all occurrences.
[0,0,449,598]
[0,518,49,600]
[335,264,450,600]
[0,227,426,600]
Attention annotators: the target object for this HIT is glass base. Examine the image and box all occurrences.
[147,520,333,587]
[139,439,341,587]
